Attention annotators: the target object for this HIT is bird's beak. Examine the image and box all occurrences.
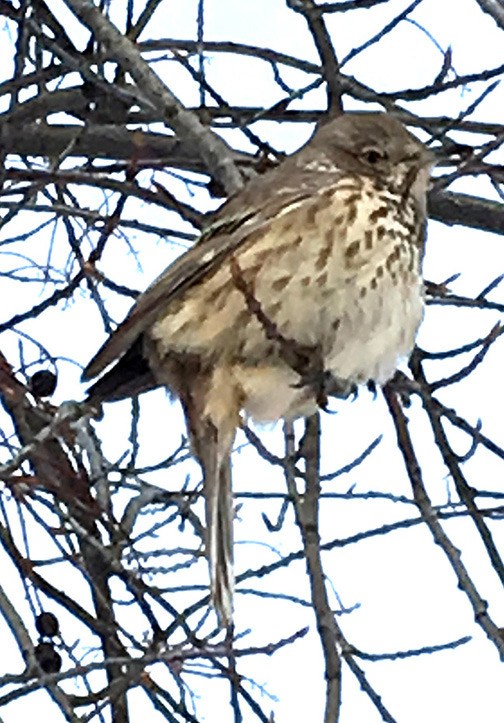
[402,142,437,170]
[430,142,473,168]
[424,146,438,168]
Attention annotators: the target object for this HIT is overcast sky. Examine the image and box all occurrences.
[0,1,503,722]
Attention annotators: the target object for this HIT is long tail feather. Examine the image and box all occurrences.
[178,378,236,626]
[206,456,233,626]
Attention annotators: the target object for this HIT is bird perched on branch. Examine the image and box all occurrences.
[83,112,435,626]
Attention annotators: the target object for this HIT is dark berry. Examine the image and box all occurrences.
[35,611,59,638]
[30,370,57,398]
[34,642,62,674]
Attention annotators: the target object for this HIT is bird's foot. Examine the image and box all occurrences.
[324,373,358,401]
[294,368,357,409]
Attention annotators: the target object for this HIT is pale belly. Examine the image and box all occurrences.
[151,258,424,422]
[150,179,425,423]
[230,273,424,422]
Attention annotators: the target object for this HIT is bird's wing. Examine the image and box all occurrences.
[83,153,343,381]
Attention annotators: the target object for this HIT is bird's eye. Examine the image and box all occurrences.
[362,148,387,165]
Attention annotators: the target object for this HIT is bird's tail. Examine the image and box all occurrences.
[178,381,236,626]
[206,455,234,626]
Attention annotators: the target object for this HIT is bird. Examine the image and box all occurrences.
[83,111,435,626]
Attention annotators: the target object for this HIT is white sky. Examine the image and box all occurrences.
[0,1,503,722]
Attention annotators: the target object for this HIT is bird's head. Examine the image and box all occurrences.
[310,112,436,205]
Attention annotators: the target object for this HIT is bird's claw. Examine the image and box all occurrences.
[293,369,357,409]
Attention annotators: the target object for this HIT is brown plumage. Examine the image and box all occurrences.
[83,112,435,625]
